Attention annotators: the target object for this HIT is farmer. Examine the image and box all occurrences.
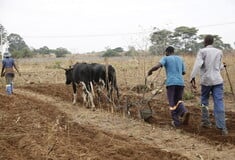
[1,52,21,94]
[190,35,228,135]
[147,46,190,127]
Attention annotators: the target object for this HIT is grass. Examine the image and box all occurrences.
[2,53,234,97]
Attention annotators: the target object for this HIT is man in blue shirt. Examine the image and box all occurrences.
[1,52,21,94]
[148,46,190,127]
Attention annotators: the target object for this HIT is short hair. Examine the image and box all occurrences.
[204,35,214,46]
[165,46,174,54]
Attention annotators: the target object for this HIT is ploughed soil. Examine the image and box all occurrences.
[1,83,235,159]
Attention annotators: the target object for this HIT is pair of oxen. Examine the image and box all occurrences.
[63,62,119,110]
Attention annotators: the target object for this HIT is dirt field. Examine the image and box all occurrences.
[1,55,235,159]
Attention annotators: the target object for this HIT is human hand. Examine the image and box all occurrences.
[190,78,197,90]
[223,62,227,68]
[147,70,152,76]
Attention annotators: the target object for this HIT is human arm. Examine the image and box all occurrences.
[1,67,5,77]
[13,64,21,76]
[1,61,5,77]
[182,59,186,75]
[13,60,21,76]
[190,51,204,89]
[147,63,162,76]
[190,50,204,87]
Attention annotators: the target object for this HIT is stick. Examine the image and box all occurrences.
[224,66,235,100]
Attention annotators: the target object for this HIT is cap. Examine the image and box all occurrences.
[3,52,11,58]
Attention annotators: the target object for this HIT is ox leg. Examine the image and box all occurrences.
[81,82,95,110]
[81,82,89,108]
[82,91,88,107]
[97,79,105,103]
[72,83,77,104]
[87,91,95,111]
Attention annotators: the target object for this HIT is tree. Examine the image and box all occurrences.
[149,26,233,55]
[198,34,233,52]
[7,33,29,52]
[173,26,198,53]
[0,24,8,45]
[37,46,50,54]
[12,48,33,58]
[113,47,124,53]
[149,29,172,55]
[124,46,139,56]
[7,33,33,58]
[54,47,71,58]
[102,48,120,57]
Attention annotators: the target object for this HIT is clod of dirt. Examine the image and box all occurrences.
[131,84,150,93]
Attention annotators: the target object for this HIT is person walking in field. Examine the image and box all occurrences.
[1,52,21,94]
[190,35,228,135]
[147,46,190,127]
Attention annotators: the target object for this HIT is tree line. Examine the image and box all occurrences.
[1,24,233,58]
[0,24,71,58]
[149,26,233,55]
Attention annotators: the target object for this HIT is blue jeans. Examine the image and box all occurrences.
[167,85,187,126]
[201,83,227,129]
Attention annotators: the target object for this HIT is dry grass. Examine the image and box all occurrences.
[2,53,235,98]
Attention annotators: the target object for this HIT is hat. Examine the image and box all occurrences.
[3,52,11,58]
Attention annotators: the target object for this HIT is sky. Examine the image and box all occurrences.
[1,0,235,53]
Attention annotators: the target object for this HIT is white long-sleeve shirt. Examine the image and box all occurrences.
[190,45,224,86]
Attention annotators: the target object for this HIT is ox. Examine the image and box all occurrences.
[90,63,119,100]
[64,62,120,110]
[64,62,95,110]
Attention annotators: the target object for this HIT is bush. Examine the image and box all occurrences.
[102,49,120,57]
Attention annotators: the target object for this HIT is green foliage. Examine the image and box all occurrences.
[102,48,120,57]
[113,47,124,52]
[150,29,172,55]
[0,24,8,45]
[183,91,195,100]
[11,48,33,58]
[124,46,139,56]
[173,26,198,53]
[8,33,29,51]
[198,34,233,52]
[36,46,50,54]
[6,33,34,58]
[149,26,233,55]
[53,47,71,58]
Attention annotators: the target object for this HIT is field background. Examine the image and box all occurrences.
[0,53,235,160]
[10,53,235,111]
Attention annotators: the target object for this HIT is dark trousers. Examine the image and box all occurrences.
[167,85,187,126]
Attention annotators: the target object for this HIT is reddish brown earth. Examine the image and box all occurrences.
[1,83,235,159]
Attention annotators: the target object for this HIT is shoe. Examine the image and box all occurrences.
[171,121,176,128]
[182,112,190,125]
[216,127,228,135]
[222,129,228,135]
[200,122,212,128]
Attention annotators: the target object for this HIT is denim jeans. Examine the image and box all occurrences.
[201,83,227,129]
[167,85,187,126]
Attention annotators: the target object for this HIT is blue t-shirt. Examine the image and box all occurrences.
[160,55,185,86]
[2,57,15,68]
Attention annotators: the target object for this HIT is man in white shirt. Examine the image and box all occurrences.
[190,35,228,135]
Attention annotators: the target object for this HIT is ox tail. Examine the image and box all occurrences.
[90,81,95,97]
[105,63,109,91]
[112,70,120,99]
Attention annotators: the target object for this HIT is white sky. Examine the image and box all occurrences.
[1,0,235,53]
